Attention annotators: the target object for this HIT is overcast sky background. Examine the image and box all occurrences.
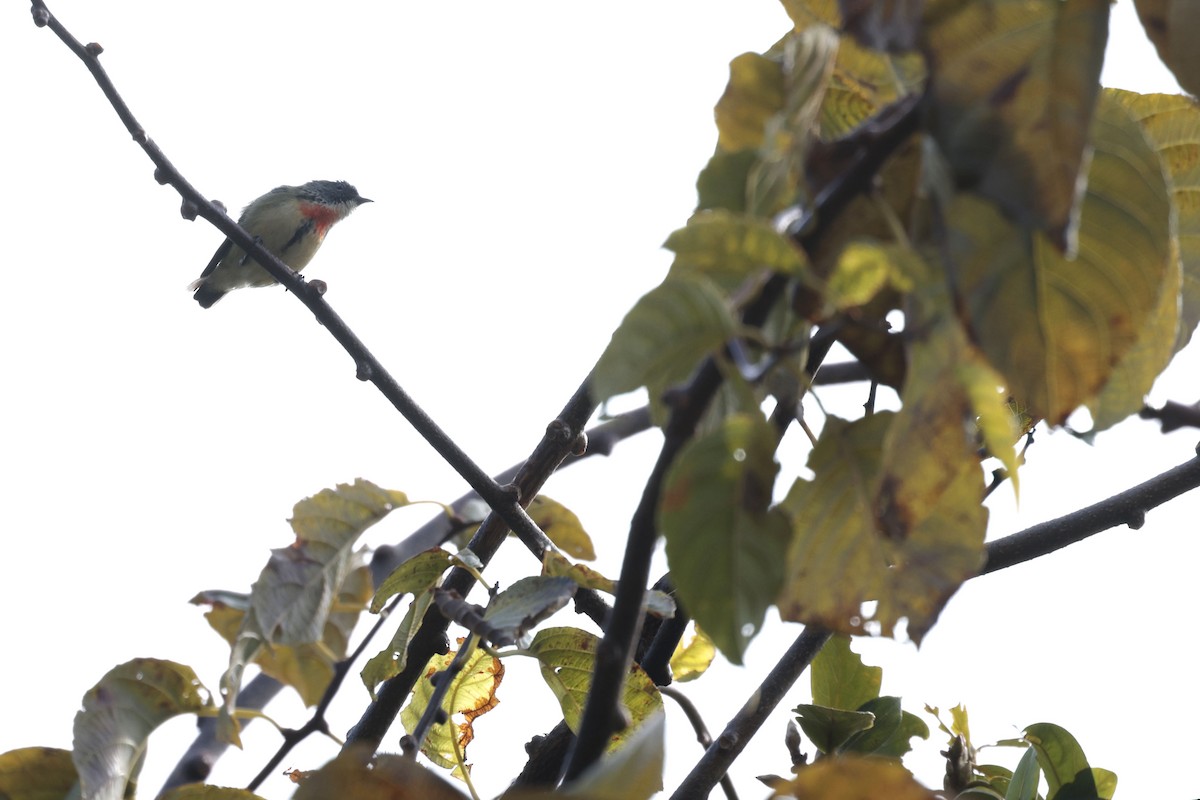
[2,2,1197,798]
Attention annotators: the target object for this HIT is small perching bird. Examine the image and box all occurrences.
[189,180,371,308]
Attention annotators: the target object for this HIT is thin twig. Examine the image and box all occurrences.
[241,590,409,793]
[344,379,598,753]
[1139,400,1200,433]
[670,626,832,799]
[661,687,739,800]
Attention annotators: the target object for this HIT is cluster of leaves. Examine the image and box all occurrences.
[594,0,1199,668]
[759,635,1115,799]
[0,480,692,799]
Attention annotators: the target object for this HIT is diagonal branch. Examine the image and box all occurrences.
[982,446,1200,574]
[669,446,1200,798]
[29,0,547,553]
[562,88,925,781]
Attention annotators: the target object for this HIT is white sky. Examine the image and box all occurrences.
[2,1,1196,798]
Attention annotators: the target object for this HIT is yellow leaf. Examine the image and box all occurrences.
[1134,0,1200,96]
[768,755,938,798]
[528,496,596,561]
[949,96,1174,425]
[400,642,504,772]
[669,626,717,683]
[923,0,1110,252]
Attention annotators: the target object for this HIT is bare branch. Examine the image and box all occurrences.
[983,447,1200,574]
[1139,400,1200,433]
[29,0,548,553]
[669,627,832,800]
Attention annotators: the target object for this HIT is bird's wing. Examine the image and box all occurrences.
[197,238,235,280]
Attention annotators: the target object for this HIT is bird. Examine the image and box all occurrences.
[189,180,371,308]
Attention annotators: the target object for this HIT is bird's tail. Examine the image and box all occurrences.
[189,278,225,309]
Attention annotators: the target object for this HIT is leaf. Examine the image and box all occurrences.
[697,149,759,214]
[557,711,665,799]
[361,590,435,698]
[72,659,210,800]
[400,643,504,771]
[766,754,938,798]
[949,96,1174,425]
[659,412,790,664]
[779,413,986,642]
[819,35,925,142]
[482,576,577,647]
[292,749,469,800]
[371,548,453,613]
[1023,723,1112,800]
[591,276,735,406]
[217,479,408,743]
[1007,747,1041,800]
[715,52,785,152]
[793,704,876,755]
[664,210,808,291]
[1134,0,1200,96]
[195,563,372,708]
[542,552,676,618]
[842,697,929,758]
[810,634,881,711]
[669,626,716,683]
[0,747,77,800]
[923,0,1110,252]
[825,241,906,311]
[1105,90,1200,353]
[528,496,596,560]
[1085,89,1197,429]
[527,628,663,752]
[267,479,410,643]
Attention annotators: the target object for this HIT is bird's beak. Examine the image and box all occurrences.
[358,197,373,205]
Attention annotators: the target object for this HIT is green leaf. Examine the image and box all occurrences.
[370,548,452,614]
[73,660,210,800]
[697,149,758,214]
[714,52,785,152]
[528,495,596,560]
[0,747,77,800]
[923,0,1110,252]
[810,634,881,711]
[1023,723,1109,800]
[779,413,986,642]
[361,590,435,699]
[218,479,408,743]
[664,210,808,291]
[1006,747,1040,800]
[400,644,503,770]
[843,698,929,759]
[949,94,1174,426]
[527,628,663,752]
[482,576,577,647]
[591,276,735,406]
[792,704,876,755]
[660,412,790,664]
